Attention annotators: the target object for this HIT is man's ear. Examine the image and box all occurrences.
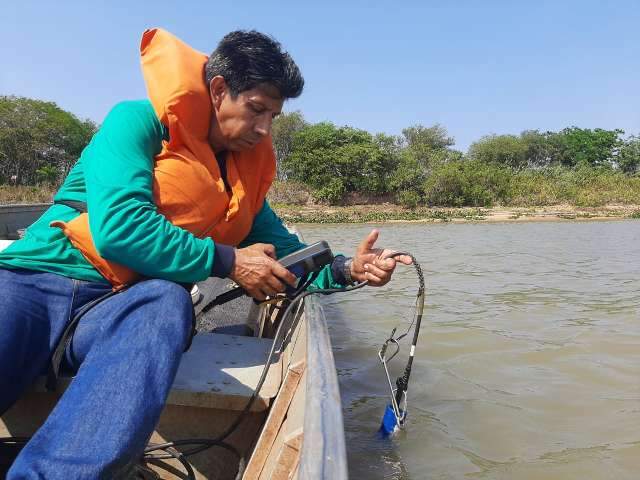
[209,76,227,110]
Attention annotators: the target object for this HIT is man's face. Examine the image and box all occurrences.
[210,78,284,152]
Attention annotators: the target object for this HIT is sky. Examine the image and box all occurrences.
[1,0,638,151]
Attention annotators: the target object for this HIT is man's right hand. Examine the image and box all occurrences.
[230,243,297,301]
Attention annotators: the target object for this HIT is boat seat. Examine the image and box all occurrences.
[26,332,281,413]
[166,332,281,412]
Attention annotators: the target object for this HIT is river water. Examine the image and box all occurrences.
[301,220,640,480]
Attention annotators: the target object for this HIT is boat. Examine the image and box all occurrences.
[0,203,52,239]
[0,204,348,479]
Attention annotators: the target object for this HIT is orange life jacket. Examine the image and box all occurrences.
[51,28,276,290]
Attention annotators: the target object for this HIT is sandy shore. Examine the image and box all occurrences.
[272,203,640,223]
[453,204,639,223]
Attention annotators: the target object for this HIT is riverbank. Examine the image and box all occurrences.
[2,184,639,224]
[272,203,640,223]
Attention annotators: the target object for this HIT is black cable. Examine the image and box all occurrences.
[180,271,357,453]
[0,437,29,444]
[145,268,388,463]
[141,445,195,479]
[376,252,425,416]
[0,437,28,453]
[144,438,240,460]
[140,280,370,478]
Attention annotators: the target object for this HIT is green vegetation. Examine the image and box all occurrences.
[0,184,56,204]
[271,204,487,223]
[282,122,397,203]
[272,113,640,208]
[0,96,97,186]
[2,96,639,216]
[271,110,306,180]
[421,162,640,208]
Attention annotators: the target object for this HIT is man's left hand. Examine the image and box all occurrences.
[350,229,413,286]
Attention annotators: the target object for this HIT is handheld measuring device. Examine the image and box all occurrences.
[201,241,334,310]
[278,240,334,280]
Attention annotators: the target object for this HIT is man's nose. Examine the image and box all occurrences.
[254,115,272,137]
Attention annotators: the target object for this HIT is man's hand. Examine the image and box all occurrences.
[351,229,412,286]
[230,243,297,301]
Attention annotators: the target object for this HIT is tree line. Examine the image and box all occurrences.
[0,96,97,186]
[273,111,640,206]
[2,95,639,207]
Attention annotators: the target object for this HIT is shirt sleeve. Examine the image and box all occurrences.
[240,200,347,289]
[83,100,217,283]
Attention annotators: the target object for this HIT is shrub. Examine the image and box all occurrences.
[618,135,640,174]
[282,123,399,204]
[506,166,640,207]
[313,178,346,204]
[267,180,312,205]
[468,134,528,169]
[423,160,511,207]
[396,189,422,208]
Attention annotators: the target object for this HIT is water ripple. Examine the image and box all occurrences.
[302,221,640,480]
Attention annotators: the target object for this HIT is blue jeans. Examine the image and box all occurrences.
[0,268,194,479]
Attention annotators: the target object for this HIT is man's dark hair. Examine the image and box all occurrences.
[205,30,304,99]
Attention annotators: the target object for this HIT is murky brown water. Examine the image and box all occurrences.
[302,220,640,480]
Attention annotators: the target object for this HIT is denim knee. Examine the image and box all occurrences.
[139,279,194,348]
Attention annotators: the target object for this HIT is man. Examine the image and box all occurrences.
[0,29,410,477]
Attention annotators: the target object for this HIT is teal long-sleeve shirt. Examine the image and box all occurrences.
[0,100,342,289]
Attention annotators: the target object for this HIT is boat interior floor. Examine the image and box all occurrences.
[194,277,255,336]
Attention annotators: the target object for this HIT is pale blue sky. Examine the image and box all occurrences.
[1,1,638,150]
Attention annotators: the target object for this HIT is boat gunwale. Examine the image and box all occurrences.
[298,295,348,479]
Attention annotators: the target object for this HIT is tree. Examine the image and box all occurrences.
[520,130,555,168]
[402,124,454,151]
[271,111,307,180]
[548,127,624,168]
[282,122,397,203]
[401,124,454,168]
[389,150,426,205]
[618,135,640,174]
[0,96,97,185]
[36,165,59,185]
[468,134,528,169]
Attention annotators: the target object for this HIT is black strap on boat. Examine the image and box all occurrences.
[46,288,123,391]
[199,285,246,314]
[54,199,88,213]
[46,198,110,391]
[181,284,198,352]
